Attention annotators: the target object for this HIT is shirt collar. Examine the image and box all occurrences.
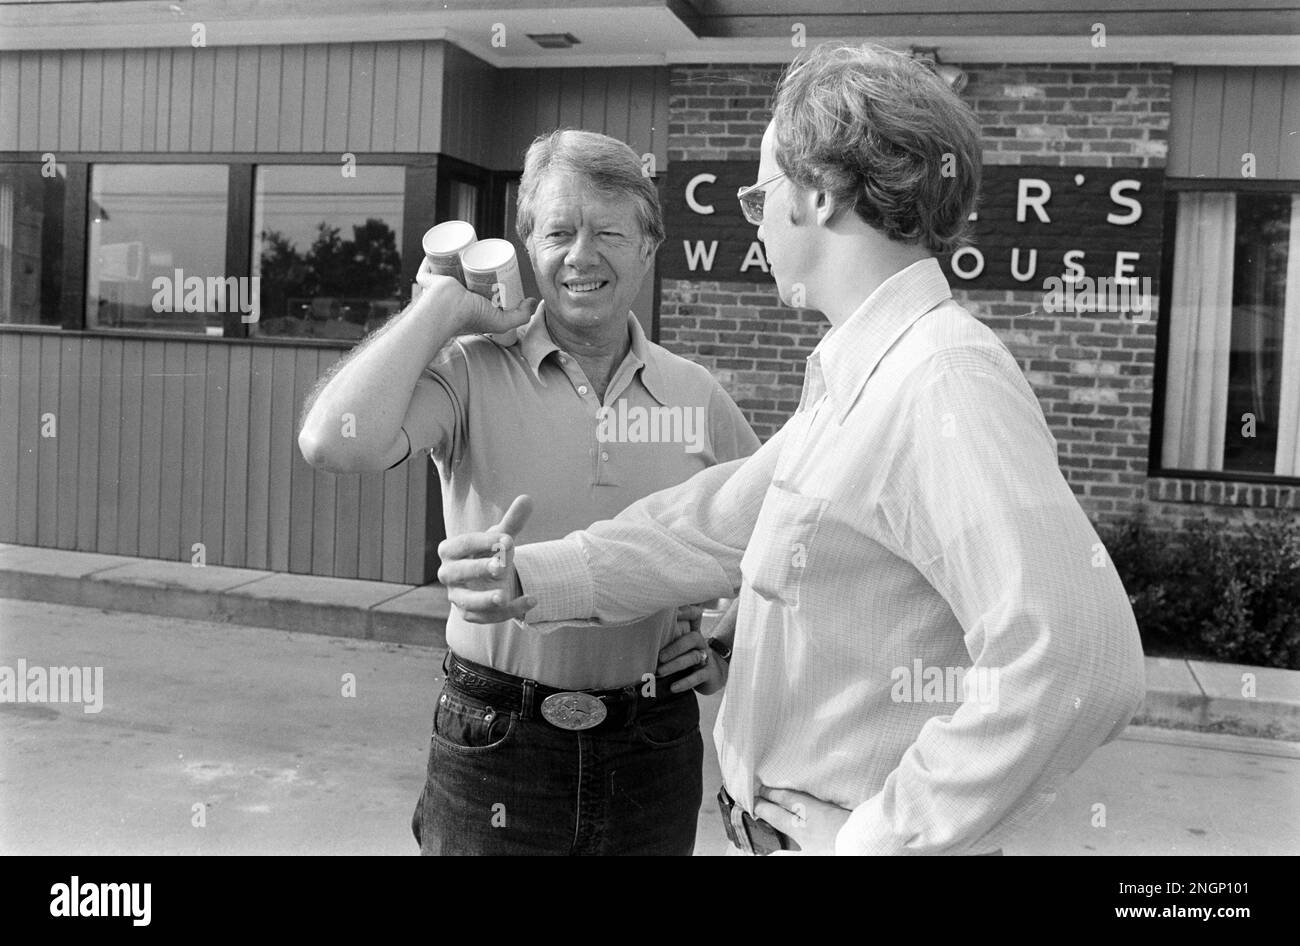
[518,303,667,405]
[625,311,669,406]
[519,302,561,381]
[813,257,953,422]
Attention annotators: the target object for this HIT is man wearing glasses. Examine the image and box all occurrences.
[737,171,788,226]
[438,42,1146,855]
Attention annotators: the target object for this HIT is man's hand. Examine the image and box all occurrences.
[656,602,734,695]
[415,257,536,337]
[436,495,536,623]
[754,789,852,856]
[674,602,704,638]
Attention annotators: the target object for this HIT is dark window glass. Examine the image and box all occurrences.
[252,165,406,340]
[0,161,67,326]
[87,165,230,334]
[1223,193,1290,474]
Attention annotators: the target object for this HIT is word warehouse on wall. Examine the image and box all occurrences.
[661,161,1164,296]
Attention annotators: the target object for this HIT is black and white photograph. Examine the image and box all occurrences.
[0,0,1296,908]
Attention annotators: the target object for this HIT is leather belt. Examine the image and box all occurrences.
[442,651,689,734]
[717,786,797,855]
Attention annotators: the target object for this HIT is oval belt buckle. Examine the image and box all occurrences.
[540,691,607,731]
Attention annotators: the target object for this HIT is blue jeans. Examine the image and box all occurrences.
[411,663,703,855]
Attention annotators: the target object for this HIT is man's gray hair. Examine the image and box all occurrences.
[515,129,664,256]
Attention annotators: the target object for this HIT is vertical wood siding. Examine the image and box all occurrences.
[0,41,447,154]
[0,43,671,167]
[0,334,431,584]
[485,65,670,171]
[1169,66,1300,179]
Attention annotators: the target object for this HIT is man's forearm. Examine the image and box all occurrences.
[515,433,783,629]
[298,289,461,473]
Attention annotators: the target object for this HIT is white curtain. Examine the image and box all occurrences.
[1162,192,1236,471]
[1275,194,1300,477]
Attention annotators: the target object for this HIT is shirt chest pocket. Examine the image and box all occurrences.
[740,482,828,610]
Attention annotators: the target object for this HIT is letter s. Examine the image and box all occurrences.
[1107,180,1142,226]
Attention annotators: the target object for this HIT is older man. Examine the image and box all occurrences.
[437,44,1147,856]
[298,129,758,855]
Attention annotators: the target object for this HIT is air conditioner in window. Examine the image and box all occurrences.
[98,241,144,282]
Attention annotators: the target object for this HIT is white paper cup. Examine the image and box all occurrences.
[460,238,527,345]
[422,221,477,281]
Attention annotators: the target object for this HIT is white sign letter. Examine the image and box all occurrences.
[685,173,716,216]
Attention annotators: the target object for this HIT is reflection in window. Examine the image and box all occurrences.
[252,165,405,340]
[87,165,229,334]
[0,162,67,326]
[1162,190,1300,478]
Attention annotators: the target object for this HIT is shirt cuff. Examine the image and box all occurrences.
[833,794,899,856]
[514,538,597,631]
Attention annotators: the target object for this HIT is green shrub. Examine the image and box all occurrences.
[1101,514,1300,670]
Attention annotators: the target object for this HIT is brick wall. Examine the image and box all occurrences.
[660,65,816,436]
[658,61,1295,530]
[958,65,1168,524]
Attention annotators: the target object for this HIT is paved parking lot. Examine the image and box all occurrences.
[3,598,1297,855]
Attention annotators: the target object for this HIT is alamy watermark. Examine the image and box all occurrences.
[595,402,707,454]
[0,659,103,714]
[890,660,1000,713]
[50,877,150,926]
[1042,274,1153,320]
[151,269,260,323]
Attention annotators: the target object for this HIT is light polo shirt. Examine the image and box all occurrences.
[414,303,759,690]
[515,258,1147,854]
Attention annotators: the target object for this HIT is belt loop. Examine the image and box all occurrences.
[521,678,535,720]
[441,650,453,677]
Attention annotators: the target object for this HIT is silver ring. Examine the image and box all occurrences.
[698,648,710,666]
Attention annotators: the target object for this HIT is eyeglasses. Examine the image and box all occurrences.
[736,171,787,225]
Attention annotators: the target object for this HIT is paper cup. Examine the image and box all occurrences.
[460,238,527,345]
[422,221,477,281]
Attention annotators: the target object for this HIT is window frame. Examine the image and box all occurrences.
[0,151,458,349]
[1150,177,1300,487]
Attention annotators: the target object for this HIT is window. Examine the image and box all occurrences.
[0,161,67,325]
[86,165,229,334]
[1160,188,1300,478]
[251,164,406,340]
[444,179,481,229]
[497,176,540,301]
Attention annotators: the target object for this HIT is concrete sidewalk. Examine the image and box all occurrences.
[2,543,1299,739]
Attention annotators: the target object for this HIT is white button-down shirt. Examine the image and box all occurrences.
[515,258,1146,855]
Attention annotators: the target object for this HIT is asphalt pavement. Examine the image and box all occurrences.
[3,597,1297,856]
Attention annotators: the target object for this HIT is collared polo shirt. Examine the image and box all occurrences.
[414,303,759,690]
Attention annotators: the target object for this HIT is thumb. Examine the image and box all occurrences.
[504,296,538,327]
[490,494,533,537]
[476,295,535,333]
